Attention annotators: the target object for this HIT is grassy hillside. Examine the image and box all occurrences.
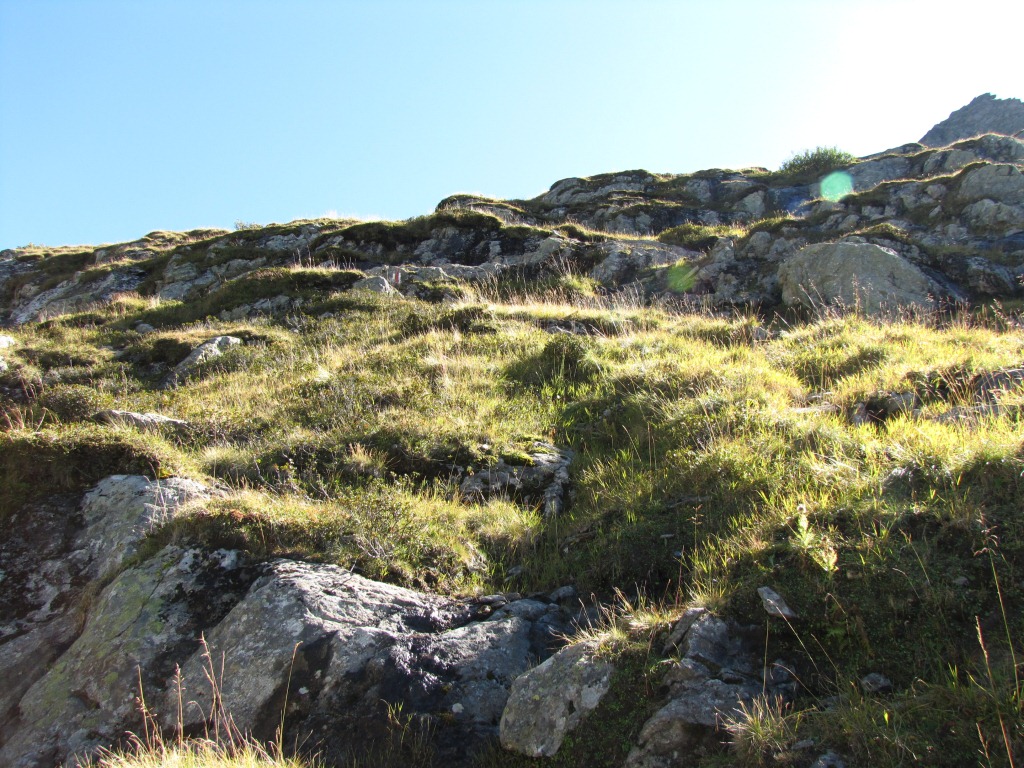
[2,270,1022,766]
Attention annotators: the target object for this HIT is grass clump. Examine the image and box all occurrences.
[773,146,857,183]
[658,222,745,251]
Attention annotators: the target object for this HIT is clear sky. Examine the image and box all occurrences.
[1,0,1021,248]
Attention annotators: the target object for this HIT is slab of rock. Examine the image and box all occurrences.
[77,474,213,580]
[164,335,242,387]
[91,409,190,434]
[921,93,1024,147]
[778,241,936,313]
[0,547,258,768]
[500,640,614,757]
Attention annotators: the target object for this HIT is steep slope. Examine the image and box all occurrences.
[0,96,1022,768]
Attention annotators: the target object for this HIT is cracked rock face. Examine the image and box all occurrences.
[625,609,795,768]
[0,546,259,768]
[499,640,614,757]
[162,559,573,766]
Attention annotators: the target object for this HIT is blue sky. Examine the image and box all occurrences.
[1,0,1021,248]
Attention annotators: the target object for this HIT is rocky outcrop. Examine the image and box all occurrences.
[459,442,574,518]
[778,241,937,313]
[4,97,1024,324]
[164,335,242,388]
[0,546,258,768]
[11,268,145,325]
[77,475,213,580]
[625,609,795,768]
[0,475,584,768]
[499,640,614,757]
[920,93,1024,147]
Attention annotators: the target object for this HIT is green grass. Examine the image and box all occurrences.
[4,264,1024,766]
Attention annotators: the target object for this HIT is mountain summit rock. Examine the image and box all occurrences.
[920,92,1024,146]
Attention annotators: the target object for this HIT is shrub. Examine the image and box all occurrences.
[775,146,856,182]
[36,383,112,421]
[508,333,603,388]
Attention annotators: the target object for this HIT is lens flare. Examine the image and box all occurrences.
[820,171,854,201]
[666,262,697,293]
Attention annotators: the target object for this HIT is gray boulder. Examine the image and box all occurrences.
[0,547,257,768]
[351,275,398,294]
[778,241,936,313]
[77,474,213,581]
[91,409,190,434]
[164,335,242,387]
[500,640,614,757]
[958,163,1024,206]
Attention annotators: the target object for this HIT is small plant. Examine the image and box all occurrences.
[724,696,800,767]
[789,504,839,578]
[775,146,856,182]
[86,639,311,768]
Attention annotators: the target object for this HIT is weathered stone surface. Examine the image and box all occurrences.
[10,268,145,325]
[351,275,398,294]
[0,547,257,768]
[757,586,797,619]
[91,409,190,434]
[500,640,613,757]
[625,609,795,768]
[860,672,893,695]
[973,367,1024,402]
[164,335,242,387]
[539,172,656,208]
[963,199,1024,230]
[77,475,212,581]
[0,494,88,726]
[459,442,573,517]
[778,241,936,313]
[849,156,910,192]
[589,240,689,287]
[958,163,1024,206]
[965,257,1019,294]
[921,93,1024,147]
[161,559,557,765]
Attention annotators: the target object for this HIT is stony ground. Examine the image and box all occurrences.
[1,99,1023,767]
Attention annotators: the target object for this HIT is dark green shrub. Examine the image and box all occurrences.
[36,384,112,421]
[775,146,856,182]
[508,334,603,388]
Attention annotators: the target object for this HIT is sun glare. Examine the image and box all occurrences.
[820,171,854,201]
